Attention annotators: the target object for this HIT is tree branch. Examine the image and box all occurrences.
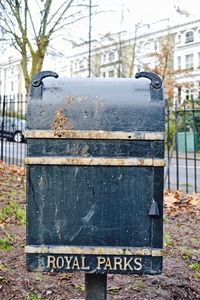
[47,0,74,37]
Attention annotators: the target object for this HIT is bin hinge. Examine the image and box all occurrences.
[149,198,160,217]
[30,71,59,98]
[135,71,162,89]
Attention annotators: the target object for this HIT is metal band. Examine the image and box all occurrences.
[25,245,164,257]
[25,157,165,166]
[25,130,165,140]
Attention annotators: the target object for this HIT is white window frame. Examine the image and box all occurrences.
[177,56,181,70]
[185,54,193,69]
[185,31,194,43]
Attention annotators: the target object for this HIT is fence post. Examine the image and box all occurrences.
[166,104,171,190]
[183,100,188,193]
[191,98,197,193]
[0,96,6,161]
[175,100,179,190]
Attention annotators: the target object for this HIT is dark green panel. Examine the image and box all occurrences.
[27,165,154,247]
[27,139,164,158]
[152,167,164,248]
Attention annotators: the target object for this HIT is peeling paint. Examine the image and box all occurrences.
[52,108,73,131]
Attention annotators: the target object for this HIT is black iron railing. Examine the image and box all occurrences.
[0,94,27,166]
[0,94,199,193]
[165,99,200,193]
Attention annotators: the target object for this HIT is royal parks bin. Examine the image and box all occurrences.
[25,71,165,275]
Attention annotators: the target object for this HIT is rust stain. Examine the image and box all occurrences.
[52,108,73,133]
[138,159,144,166]
[66,95,74,106]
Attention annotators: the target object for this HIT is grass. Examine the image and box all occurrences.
[0,236,13,251]
[177,246,200,261]
[131,280,146,290]
[189,262,200,278]
[0,201,26,225]
[164,232,174,247]
[25,292,43,300]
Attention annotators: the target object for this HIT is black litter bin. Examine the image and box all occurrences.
[25,71,165,275]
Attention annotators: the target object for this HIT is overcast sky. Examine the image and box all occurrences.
[62,0,200,50]
[92,0,200,35]
[2,0,200,58]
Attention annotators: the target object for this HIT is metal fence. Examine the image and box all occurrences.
[0,94,200,193]
[0,94,27,166]
[165,99,200,193]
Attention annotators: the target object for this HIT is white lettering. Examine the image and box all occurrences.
[134,258,142,271]
[81,256,90,270]
[97,256,106,269]
[64,256,74,269]
[57,256,64,268]
[47,255,56,268]
[113,257,123,270]
[71,256,80,269]
[104,257,113,270]
[124,257,133,270]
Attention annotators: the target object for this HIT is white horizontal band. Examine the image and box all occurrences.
[25,130,165,140]
[25,245,164,257]
[25,157,165,166]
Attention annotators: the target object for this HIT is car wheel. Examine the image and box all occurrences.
[13,131,23,143]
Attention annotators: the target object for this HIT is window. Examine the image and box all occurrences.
[185,31,194,43]
[198,82,200,98]
[178,87,182,102]
[177,34,181,44]
[198,30,200,39]
[185,89,189,100]
[79,60,84,69]
[185,89,194,101]
[102,54,106,63]
[11,81,14,92]
[108,51,115,62]
[143,42,151,52]
[185,54,193,69]
[198,53,200,68]
[177,56,181,70]
[154,41,158,51]
[108,70,114,77]
[102,72,106,77]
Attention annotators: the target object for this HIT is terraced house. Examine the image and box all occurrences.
[1,18,200,105]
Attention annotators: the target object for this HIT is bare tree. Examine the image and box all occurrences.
[0,0,89,93]
[144,34,176,103]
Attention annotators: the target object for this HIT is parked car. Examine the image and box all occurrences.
[0,117,26,143]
